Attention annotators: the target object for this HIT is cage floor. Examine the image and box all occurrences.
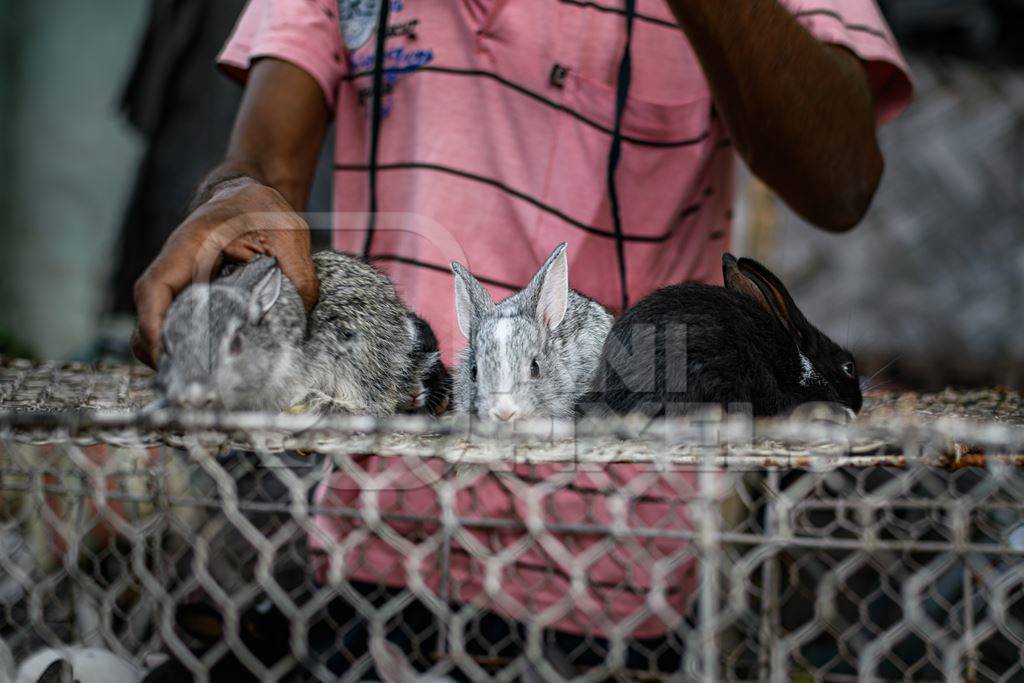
[2,356,1024,468]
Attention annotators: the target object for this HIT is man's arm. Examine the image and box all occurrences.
[132,58,329,367]
[664,0,882,232]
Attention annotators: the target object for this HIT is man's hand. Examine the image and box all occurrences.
[664,0,885,231]
[131,180,317,368]
[132,58,329,368]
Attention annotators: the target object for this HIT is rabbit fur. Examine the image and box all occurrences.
[158,251,448,416]
[451,243,613,421]
[592,253,862,417]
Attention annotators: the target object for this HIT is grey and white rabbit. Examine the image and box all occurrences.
[451,243,613,421]
[157,251,449,416]
[592,253,862,417]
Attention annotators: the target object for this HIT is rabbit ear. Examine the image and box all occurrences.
[451,261,494,339]
[248,265,282,324]
[230,255,277,288]
[722,254,772,310]
[733,254,811,339]
[525,243,568,331]
[228,257,281,323]
[175,603,224,644]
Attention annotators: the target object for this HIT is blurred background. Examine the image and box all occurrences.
[0,0,1021,390]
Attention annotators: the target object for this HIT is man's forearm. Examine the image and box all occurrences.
[665,0,882,231]
[187,150,316,216]
[185,58,330,216]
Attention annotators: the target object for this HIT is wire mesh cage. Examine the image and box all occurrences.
[2,357,1024,682]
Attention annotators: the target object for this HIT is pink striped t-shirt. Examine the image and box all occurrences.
[220,0,912,363]
[220,0,912,638]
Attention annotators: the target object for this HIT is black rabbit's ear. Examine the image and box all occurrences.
[176,603,225,644]
[722,254,773,312]
[725,255,810,339]
[451,261,495,339]
[738,257,812,332]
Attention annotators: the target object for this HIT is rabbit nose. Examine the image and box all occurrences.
[490,405,519,422]
[181,382,216,408]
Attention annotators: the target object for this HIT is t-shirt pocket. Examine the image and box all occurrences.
[543,69,716,245]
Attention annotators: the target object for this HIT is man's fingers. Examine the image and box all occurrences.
[258,220,318,311]
[130,182,318,372]
[279,253,320,312]
[133,280,175,368]
[223,238,265,264]
[130,328,154,369]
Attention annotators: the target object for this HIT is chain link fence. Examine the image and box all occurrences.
[2,358,1024,681]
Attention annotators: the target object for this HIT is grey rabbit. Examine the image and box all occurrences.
[157,251,449,416]
[591,253,862,417]
[451,242,613,421]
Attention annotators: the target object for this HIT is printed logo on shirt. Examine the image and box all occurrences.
[338,0,382,49]
[349,46,433,74]
[352,45,433,118]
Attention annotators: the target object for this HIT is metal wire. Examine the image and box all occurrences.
[1,358,1024,681]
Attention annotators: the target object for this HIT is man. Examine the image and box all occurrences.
[133,0,911,367]
[131,0,912,664]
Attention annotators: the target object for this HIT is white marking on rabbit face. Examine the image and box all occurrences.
[492,317,514,345]
[492,318,515,379]
[798,352,816,386]
[470,315,543,421]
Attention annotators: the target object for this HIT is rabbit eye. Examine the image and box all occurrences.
[229,333,244,356]
[842,361,856,378]
[470,362,477,382]
[530,359,540,378]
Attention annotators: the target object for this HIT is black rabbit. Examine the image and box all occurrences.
[591,254,861,417]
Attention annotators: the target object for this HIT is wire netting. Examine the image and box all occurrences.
[2,357,1024,681]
